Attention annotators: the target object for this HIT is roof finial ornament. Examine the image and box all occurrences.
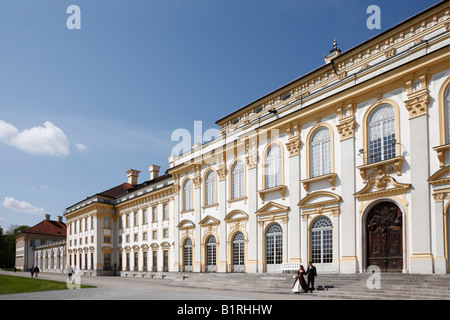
[324,37,341,64]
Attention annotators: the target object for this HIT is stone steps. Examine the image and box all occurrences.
[167,272,450,300]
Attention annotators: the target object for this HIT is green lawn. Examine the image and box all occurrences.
[0,275,95,294]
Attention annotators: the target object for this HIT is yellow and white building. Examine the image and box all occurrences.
[65,1,450,275]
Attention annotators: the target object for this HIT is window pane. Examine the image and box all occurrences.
[310,127,331,177]
[445,86,450,144]
[368,105,396,163]
[183,179,192,210]
[205,171,216,205]
[311,217,333,264]
[266,223,282,265]
[266,144,281,188]
[232,161,244,199]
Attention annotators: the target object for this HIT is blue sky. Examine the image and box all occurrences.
[0,0,440,228]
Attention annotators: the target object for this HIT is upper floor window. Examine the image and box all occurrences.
[142,209,147,224]
[368,104,396,163]
[265,144,282,188]
[163,203,169,220]
[205,170,216,206]
[231,160,245,199]
[104,217,111,229]
[310,127,331,177]
[445,85,450,144]
[183,179,193,211]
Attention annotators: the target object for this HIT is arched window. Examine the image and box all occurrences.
[183,238,192,272]
[205,171,216,206]
[183,179,192,211]
[266,223,283,266]
[206,235,216,272]
[311,216,333,265]
[368,104,396,163]
[231,160,245,199]
[445,85,450,144]
[310,127,331,177]
[266,144,282,188]
[232,232,245,272]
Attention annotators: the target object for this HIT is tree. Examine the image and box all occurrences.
[0,224,30,268]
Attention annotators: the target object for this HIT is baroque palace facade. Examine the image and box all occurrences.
[63,1,450,276]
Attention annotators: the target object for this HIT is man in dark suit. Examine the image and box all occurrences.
[306,261,317,293]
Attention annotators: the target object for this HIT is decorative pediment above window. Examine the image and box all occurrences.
[257,185,287,203]
[428,165,450,186]
[255,201,289,225]
[298,191,342,209]
[255,201,290,216]
[224,210,249,223]
[177,219,195,230]
[150,243,159,249]
[354,173,411,200]
[160,241,171,248]
[199,215,220,227]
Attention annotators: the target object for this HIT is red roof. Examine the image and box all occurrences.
[97,183,133,198]
[23,219,66,237]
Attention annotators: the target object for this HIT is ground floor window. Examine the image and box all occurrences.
[266,223,283,267]
[206,235,216,272]
[184,238,192,272]
[311,216,333,265]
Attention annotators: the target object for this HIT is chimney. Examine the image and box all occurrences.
[57,216,63,223]
[44,214,50,221]
[149,165,160,180]
[126,169,140,186]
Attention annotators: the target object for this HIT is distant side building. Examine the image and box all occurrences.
[15,214,66,272]
[64,166,175,276]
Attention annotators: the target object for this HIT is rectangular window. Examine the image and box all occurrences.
[142,209,147,224]
[134,212,138,226]
[152,207,157,222]
[163,203,168,220]
[104,217,111,229]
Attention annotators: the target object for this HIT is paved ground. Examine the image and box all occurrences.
[0,270,335,300]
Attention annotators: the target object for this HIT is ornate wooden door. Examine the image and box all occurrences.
[366,202,403,271]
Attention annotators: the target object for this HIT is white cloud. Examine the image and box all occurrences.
[2,197,45,215]
[75,143,86,151]
[0,120,70,157]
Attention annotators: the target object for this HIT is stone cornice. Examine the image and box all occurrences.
[215,3,449,134]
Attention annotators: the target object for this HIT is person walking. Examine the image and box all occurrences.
[34,265,40,278]
[29,265,34,278]
[67,266,75,282]
[306,261,317,293]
